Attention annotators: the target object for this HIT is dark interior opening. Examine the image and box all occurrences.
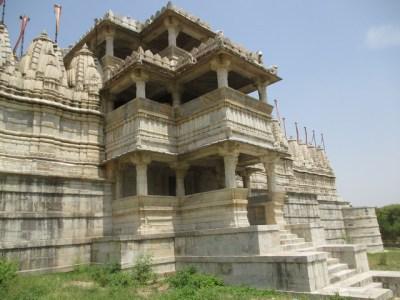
[114,85,136,109]
[181,71,218,103]
[177,31,202,52]
[146,31,169,53]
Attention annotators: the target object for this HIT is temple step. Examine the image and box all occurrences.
[330,269,357,284]
[328,263,348,275]
[327,257,340,266]
[280,237,305,245]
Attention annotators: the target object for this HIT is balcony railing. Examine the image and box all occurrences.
[105,88,276,160]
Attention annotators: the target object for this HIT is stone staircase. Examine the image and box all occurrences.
[279,229,313,251]
[279,229,395,299]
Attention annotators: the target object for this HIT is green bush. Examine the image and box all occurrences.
[377,204,400,243]
[167,266,224,290]
[132,255,156,285]
[0,258,18,289]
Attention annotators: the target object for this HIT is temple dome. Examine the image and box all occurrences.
[19,31,67,85]
[67,44,102,93]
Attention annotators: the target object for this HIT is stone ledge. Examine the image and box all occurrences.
[0,213,111,219]
[175,225,280,237]
[318,244,367,253]
[0,237,101,250]
[176,252,328,264]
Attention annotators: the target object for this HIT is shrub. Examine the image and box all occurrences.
[0,258,18,289]
[132,255,156,285]
[167,266,224,290]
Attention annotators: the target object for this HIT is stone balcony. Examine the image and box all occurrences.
[105,87,276,161]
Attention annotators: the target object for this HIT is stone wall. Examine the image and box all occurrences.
[0,173,111,272]
[342,207,384,252]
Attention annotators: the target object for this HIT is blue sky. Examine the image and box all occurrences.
[4,1,400,207]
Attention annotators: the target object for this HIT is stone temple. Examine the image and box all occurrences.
[1,3,399,299]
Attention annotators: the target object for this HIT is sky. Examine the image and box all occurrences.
[4,1,400,207]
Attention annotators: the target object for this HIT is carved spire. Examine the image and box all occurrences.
[0,24,17,75]
[19,31,67,89]
[67,43,102,92]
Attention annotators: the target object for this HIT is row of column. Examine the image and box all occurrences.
[124,65,269,109]
[102,17,180,59]
[115,152,279,198]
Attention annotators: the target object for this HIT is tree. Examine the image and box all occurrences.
[376,204,400,244]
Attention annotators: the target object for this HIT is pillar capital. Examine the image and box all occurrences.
[210,56,231,71]
[130,70,149,83]
[129,152,152,166]
[163,16,180,28]
[259,153,280,167]
[218,142,240,157]
[169,161,189,172]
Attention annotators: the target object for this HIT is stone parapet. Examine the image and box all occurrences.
[179,188,249,231]
[105,88,277,161]
[175,225,281,256]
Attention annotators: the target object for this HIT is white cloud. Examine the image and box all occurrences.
[366,24,400,49]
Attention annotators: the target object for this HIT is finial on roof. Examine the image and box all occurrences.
[106,9,114,18]
[166,1,174,9]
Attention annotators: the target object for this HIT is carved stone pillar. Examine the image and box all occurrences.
[130,153,152,196]
[164,17,180,47]
[136,163,148,196]
[131,72,148,99]
[211,57,231,88]
[105,34,114,57]
[115,168,122,199]
[136,80,146,98]
[170,163,189,197]
[223,154,238,188]
[261,155,286,227]
[257,81,268,103]
[168,84,182,108]
[177,167,188,197]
